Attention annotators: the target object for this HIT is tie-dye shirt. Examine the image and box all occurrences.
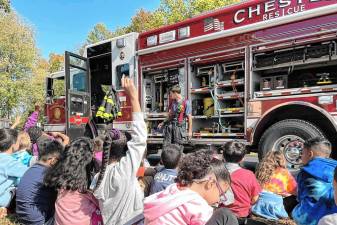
[264,167,297,196]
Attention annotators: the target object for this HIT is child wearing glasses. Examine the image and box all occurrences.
[144,149,238,225]
[292,137,337,225]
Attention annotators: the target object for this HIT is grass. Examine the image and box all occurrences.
[0,215,21,225]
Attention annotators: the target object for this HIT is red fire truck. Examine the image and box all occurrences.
[44,0,337,166]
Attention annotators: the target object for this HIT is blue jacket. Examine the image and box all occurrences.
[292,157,337,225]
[0,153,28,207]
[149,166,177,195]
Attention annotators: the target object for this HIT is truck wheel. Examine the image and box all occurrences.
[258,119,324,167]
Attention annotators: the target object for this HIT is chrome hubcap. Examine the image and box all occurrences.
[273,135,304,167]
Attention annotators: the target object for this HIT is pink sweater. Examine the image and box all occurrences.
[55,190,98,225]
[144,183,214,225]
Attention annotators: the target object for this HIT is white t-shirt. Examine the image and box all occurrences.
[318,214,337,225]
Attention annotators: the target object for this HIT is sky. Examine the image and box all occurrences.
[11,0,161,59]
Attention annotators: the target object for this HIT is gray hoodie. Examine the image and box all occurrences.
[93,112,147,225]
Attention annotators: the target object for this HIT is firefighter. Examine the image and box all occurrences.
[158,85,192,148]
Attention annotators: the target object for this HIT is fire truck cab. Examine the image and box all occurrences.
[45,33,138,139]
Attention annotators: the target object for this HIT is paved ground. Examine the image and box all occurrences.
[148,151,299,176]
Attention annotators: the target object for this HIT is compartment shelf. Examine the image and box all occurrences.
[254,84,337,98]
[146,112,169,118]
[148,133,164,137]
[191,87,213,94]
[253,55,337,72]
[219,107,244,114]
[192,113,243,119]
[222,61,245,73]
[217,92,244,99]
[217,79,244,88]
[146,117,166,121]
[193,132,244,137]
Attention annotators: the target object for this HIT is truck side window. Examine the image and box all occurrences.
[116,64,130,90]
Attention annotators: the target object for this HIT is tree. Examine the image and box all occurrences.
[190,0,239,16]
[48,53,64,73]
[157,0,190,25]
[128,9,157,33]
[83,0,239,48]
[0,0,10,13]
[0,12,38,118]
[86,23,114,44]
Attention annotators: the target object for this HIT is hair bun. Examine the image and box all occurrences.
[109,128,120,141]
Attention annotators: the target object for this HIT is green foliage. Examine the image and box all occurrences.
[86,23,114,44]
[0,0,10,13]
[157,0,190,24]
[0,13,37,79]
[190,0,240,16]
[48,53,64,73]
[0,12,39,118]
[84,0,239,45]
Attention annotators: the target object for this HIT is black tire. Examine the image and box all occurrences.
[258,119,324,165]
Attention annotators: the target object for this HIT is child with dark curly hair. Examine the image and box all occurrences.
[44,137,101,225]
[144,150,237,225]
[252,151,297,221]
[92,76,147,225]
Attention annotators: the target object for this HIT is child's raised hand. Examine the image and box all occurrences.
[10,115,21,129]
[121,75,137,100]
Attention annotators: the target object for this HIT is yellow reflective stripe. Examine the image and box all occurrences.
[107,99,114,104]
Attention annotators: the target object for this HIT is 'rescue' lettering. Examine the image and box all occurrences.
[234,0,323,24]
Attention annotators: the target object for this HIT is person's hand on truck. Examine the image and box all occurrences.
[121,75,141,113]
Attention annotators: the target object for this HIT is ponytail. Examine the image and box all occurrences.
[94,128,121,191]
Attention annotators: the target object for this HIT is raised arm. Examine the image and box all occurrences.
[117,76,147,176]
[23,105,40,132]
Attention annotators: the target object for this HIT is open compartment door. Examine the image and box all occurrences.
[65,51,91,139]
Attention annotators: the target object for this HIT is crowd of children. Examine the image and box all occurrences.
[1,76,337,225]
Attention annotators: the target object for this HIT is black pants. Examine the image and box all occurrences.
[163,123,185,147]
[206,208,239,225]
[283,195,298,217]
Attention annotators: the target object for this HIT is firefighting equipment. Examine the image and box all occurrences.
[96,89,122,121]
[203,97,214,117]
[317,73,332,85]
